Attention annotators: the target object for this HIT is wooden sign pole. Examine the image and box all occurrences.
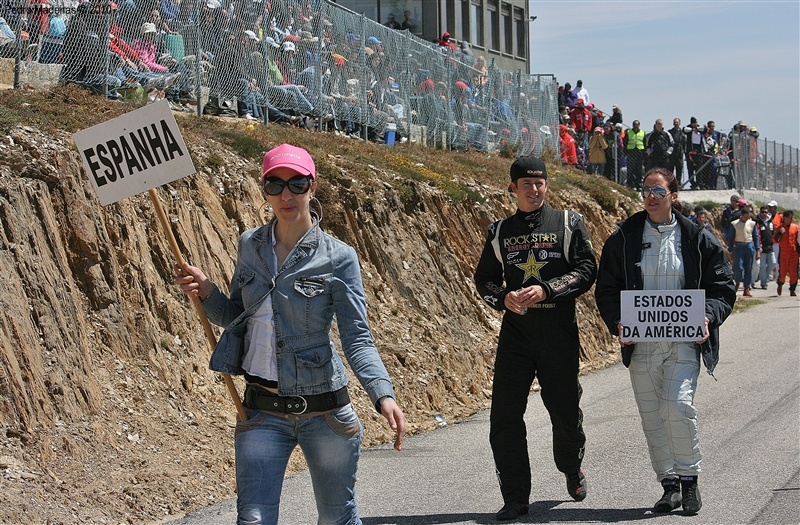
[149,189,247,422]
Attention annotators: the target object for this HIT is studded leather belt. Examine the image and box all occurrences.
[243,384,350,415]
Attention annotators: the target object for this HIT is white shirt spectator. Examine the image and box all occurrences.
[574,81,590,105]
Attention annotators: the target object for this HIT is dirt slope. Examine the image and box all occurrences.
[0,86,636,524]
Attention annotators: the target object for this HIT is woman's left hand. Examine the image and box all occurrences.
[695,317,711,345]
[380,398,406,451]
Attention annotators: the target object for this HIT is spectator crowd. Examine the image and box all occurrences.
[554,80,762,192]
[1,0,561,154]
[2,0,789,191]
[717,196,798,297]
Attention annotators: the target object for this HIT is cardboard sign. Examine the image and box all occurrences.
[620,290,706,342]
[73,100,195,205]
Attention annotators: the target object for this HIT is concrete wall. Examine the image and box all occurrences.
[0,59,63,88]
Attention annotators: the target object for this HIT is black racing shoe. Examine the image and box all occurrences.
[681,476,702,515]
[495,501,529,521]
[653,477,682,512]
[565,469,588,501]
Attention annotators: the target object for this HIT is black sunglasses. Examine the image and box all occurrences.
[641,186,670,199]
[263,175,312,196]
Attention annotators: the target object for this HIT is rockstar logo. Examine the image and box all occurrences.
[515,251,547,283]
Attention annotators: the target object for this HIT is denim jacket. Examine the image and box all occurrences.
[202,218,395,409]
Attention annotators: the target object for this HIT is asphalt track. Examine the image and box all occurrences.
[166,287,799,525]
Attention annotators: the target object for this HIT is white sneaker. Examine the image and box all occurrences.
[242,113,258,121]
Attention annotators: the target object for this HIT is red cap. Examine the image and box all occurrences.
[419,78,435,93]
[454,80,469,91]
[262,144,316,180]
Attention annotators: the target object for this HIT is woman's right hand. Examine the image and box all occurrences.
[174,263,212,300]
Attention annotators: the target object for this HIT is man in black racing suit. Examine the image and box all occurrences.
[474,156,597,521]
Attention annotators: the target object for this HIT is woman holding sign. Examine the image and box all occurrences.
[174,143,406,525]
[594,167,735,516]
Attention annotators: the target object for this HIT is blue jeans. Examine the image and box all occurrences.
[733,243,755,289]
[235,404,364,525]
[757,251,775,287]
[267,85,315,114]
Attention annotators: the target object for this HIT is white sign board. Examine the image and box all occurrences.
[620,290,706,342]
[73,100,195,205]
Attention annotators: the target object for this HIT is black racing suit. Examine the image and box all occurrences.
[474,204,598,505]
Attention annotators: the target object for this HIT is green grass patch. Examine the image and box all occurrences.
[0,106,20,134]
[388,154,485,204]
[732,298,765,314]
[549,168,631,214]
[217,129,265,160]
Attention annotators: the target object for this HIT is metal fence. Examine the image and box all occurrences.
[0,0,559,157]
[730,133,799,193]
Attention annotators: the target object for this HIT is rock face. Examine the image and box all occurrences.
[0,116,627,523]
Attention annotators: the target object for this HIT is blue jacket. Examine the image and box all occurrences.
[202,218,395,408]
[595,211,736,375]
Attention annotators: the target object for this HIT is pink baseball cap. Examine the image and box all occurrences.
[262,144,316,180]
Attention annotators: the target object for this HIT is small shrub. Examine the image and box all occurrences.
[443,184,466,202]
[0,106,19,134]
[540,142,558,164]
[691,200,722,212]
[206,152,225,171]
[498,141,520,159]
[398,183,416,209]
[463,185,486,204]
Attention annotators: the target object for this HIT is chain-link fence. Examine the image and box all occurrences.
[730,133,799,193]
[1,0,559,156]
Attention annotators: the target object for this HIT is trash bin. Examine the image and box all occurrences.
[384,123,396,146]
[164,34,185,61]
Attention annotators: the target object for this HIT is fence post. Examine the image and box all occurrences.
[194,0,204,118]
[613,130,620,185]
[772,139,776,192]
[103,4,112,99]
[359,13,368,141]
[402,31,411,144]
[445,54,452,151]
[484,58,494,150]
[13,21,21,89]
